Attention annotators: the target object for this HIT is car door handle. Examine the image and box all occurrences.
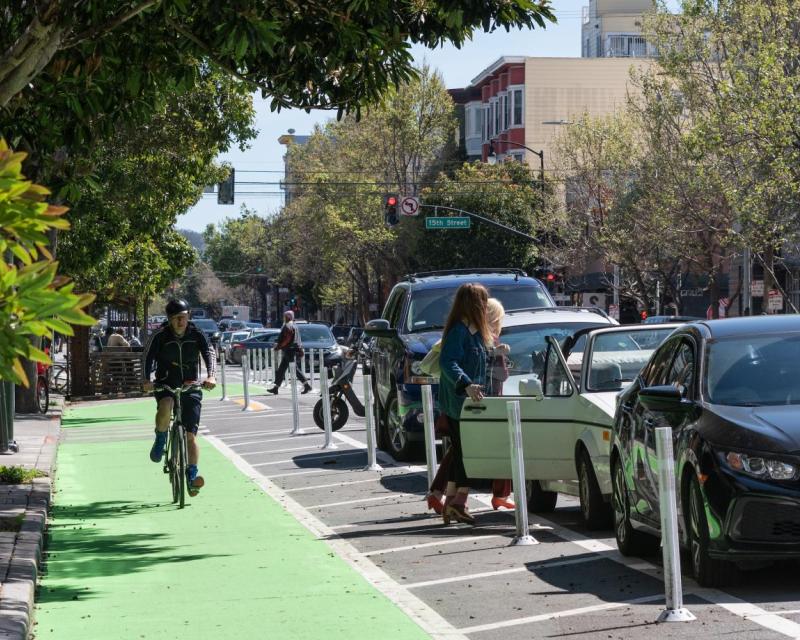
[464,405,486,412]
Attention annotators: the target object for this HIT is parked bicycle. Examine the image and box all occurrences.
[154,382,203,508]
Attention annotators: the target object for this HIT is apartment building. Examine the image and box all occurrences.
[581,0,657,58]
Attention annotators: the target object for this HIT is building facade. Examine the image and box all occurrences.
[278,132,310,206]
[581,0,657,59]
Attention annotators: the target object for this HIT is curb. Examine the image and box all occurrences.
[0,408,59,640]
[0,478,51,640]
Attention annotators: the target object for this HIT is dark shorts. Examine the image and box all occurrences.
[154,389,202,434]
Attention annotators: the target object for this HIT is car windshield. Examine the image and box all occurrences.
[706,333,800,406]
[501,322,604,377]
[405,283,552,333]
[586,328,676,392]
[193,319,218,331]
[298,325,335,345]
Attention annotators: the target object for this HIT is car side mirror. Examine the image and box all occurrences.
[638,385,691,413]
[519,378,544,400]
[364,319,397,339]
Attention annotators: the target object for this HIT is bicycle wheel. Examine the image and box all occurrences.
[36,375,49,414]
[176,427,187,509]
[51,364,68,395]
[169,428,180,504]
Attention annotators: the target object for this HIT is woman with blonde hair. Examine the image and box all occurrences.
[438,283,492,525]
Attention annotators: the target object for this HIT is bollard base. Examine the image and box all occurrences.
[220,395,230,402]
[321,442,338,450]
[243,406,255,412]
[510,535,539,546]
[657,608,696,623]
[290,428,305,435]
[363,464,382,472]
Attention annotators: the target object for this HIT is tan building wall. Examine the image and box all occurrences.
[521,57,651,170]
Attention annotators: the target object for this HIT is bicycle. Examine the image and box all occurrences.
[154,382,203,508]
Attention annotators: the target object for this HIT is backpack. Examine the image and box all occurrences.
[419,339,442,377]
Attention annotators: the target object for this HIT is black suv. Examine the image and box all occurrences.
[365,269,554,460]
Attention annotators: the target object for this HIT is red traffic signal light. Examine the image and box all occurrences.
[640,310,648,321]
[384,194,399,227]
[546,273,556,282]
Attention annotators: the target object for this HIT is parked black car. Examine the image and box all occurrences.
[365,268,555,460]
[611,315,800,587]
[192,318,221,346]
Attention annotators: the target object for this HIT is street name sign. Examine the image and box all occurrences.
[425,216,470,229]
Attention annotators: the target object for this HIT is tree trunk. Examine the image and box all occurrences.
[14,338,41,413]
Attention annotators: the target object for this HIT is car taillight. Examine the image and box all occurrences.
[233,343,244,349]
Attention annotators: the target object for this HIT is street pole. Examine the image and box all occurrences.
[613,265,620,306]
[743,246,752,315]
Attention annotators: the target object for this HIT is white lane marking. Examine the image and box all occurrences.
[330,524,357,530]
[204,435,469,640]
[222,429,309,439]
[250,450,365,467]
[201,411,312,422]
[405,555,606,589]
[458,593,665,635]
[285,478,387,492]
[262,469,329,479]
[305,493,419,510]
[228,434,319,447]
[242,444,338,456]
[492,503,800,639]
[362,535,504,557]
[332,431,428,473]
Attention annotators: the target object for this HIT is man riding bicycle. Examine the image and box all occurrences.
[143,299,216,496]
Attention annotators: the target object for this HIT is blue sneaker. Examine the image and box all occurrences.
[150,431,168,463]
[187,465,204,497]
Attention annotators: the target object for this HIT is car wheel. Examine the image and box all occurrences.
[383,393,417,461]
[611,458,659,556]
[526,480,558,512]
[687,474,739,587]
[578,450,612,530]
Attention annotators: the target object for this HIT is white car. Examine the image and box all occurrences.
[460,322,680,529]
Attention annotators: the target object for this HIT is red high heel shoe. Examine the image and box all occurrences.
[491,497,515,511]
[426,494,444,515]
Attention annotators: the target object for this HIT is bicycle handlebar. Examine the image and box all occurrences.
[153,382,205,396]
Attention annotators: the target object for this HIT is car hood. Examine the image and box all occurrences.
[401,331,442,356]
[704,404,800,454]
[582,391,620,418]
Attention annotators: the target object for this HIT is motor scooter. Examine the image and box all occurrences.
[313,350,365,431]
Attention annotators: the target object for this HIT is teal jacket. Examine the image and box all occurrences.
[438,321,488,420]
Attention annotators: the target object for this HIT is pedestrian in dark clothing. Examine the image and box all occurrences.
[267,310,312,395]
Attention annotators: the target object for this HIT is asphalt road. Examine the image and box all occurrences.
[209,362,800,640]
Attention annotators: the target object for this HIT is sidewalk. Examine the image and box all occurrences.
[32,398,432,640]
[0,411,59,640]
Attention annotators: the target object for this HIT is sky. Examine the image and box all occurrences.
[176,1,592,233]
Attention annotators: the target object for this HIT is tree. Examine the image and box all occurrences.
[415,161,551,273]
[55,70,255,301]
[278,66,458,321]
[0,1,555,111]
[0,139,94,387]
[644,0,800,311]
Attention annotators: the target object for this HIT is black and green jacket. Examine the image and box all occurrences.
[143,323,216,388]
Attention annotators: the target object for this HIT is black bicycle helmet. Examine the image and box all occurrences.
[165,299,190,317]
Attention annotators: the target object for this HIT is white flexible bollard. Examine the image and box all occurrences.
[219,348,230,402]
[268,348,275,385]
[260,348,266,384]
[421,384,437,490]
[506,400,537,545]
[362,373,381,471]
[289,361,302,434]
[242,356,253,411]
[309,349,316,388]
[655,427,696,623]
[254,346,261,384]
[320,366,337,449]
[249,349,255,382]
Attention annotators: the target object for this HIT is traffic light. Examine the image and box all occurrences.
[640,310,648,321]
[384,194,399,227]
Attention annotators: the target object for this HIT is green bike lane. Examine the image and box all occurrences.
[35,398,432,640]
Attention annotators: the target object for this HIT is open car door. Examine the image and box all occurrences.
[460,336,582,481]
